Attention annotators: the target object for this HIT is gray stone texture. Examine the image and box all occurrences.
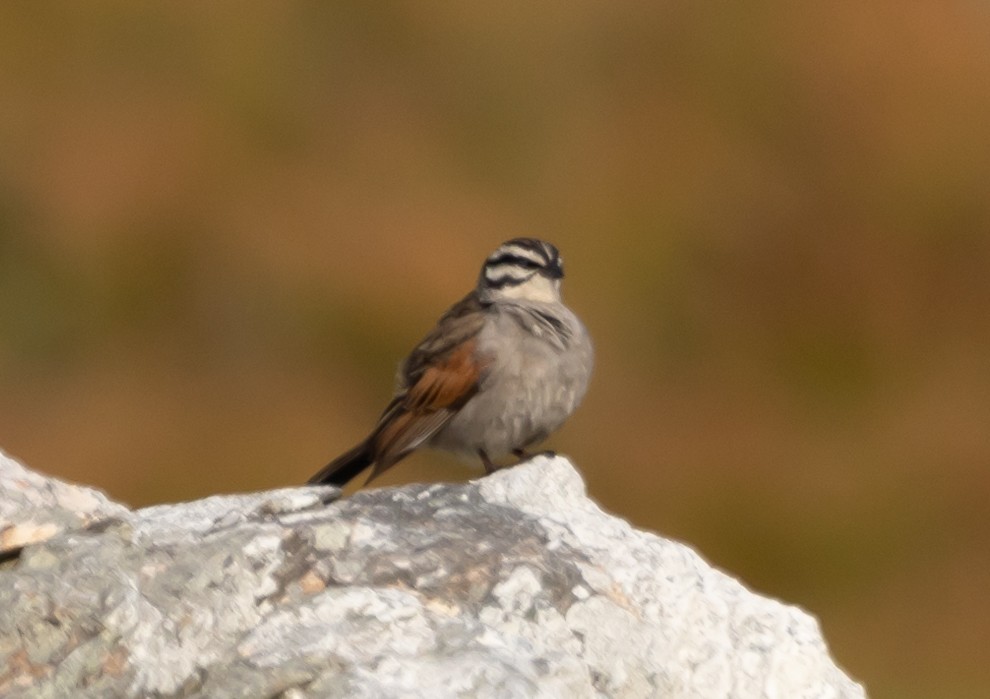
[0,448,865,698]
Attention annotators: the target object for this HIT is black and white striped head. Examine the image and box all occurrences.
[478,238,565,303]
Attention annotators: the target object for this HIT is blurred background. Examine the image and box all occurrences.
[1,2,989,697]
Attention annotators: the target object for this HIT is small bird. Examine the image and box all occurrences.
[308,238,594,488]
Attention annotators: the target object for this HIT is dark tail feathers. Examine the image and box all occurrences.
[308,441,374,487]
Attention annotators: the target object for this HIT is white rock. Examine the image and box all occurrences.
[0,450,865,698]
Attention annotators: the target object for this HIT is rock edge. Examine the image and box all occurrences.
[0,449,865,698]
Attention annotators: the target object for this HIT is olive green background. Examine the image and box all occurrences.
[2,4,989,698]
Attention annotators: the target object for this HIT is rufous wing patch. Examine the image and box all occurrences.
[367,338,491,480]
[405,338,487,412]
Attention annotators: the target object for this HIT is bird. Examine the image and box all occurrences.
[308,237,594,488]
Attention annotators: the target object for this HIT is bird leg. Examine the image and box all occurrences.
[511,448,531,463]
[479,449,499,475]
[513,448,557,464]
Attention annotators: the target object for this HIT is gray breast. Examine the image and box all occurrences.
[431,301,593,458]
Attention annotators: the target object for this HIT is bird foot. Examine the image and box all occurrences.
[479,450,499,475]
[511,448,556,464]
[481,449,557,476]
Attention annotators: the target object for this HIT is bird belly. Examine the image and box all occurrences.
[430,310,592,459]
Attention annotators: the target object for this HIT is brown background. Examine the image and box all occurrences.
[2,3,989,697]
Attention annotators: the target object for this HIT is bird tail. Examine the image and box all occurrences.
[308,441,374,487]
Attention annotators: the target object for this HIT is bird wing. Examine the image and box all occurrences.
[364,293,492,482]
[398,292,489,389]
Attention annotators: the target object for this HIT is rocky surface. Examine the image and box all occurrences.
[0,448,865,698]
